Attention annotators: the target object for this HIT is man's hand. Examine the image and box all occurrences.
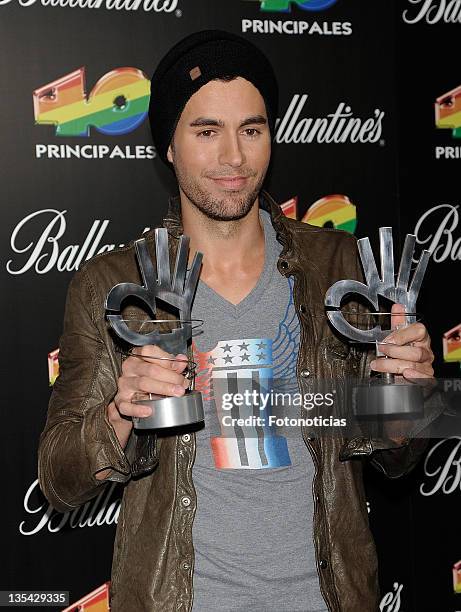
[370,303,434,380]
[95,345,189,481]
[114,344,189,420]
[369,303,435,445]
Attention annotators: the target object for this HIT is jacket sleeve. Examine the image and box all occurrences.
[337,235,445,479]
[38,266,135,513]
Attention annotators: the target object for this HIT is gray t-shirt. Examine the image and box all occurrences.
[190,209,328,612]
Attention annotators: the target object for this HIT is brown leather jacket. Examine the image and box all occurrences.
[38,190,429,612]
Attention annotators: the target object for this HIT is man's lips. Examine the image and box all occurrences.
[209,176,249,190]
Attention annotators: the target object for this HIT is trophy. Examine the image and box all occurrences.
[325,227,431,417]
[105,228,204,430]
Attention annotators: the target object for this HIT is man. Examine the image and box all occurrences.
[38,30,436,612]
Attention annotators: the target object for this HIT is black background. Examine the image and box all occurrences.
[1,1,459,610]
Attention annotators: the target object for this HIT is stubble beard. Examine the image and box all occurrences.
[174,162,266,222]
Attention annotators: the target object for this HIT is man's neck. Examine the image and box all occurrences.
[180,191,266,305]
[181,192,264,270]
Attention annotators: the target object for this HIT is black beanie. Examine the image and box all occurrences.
[148,29,279,166]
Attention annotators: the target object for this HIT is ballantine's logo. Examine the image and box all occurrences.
[20,479,120,535]
[403,0,461,24]
[256,0,338,10]
[413,204,461,262]
[275,94,384,144]
[7,210,113,275]
[6,209,151,275]
[0,0,179,14]
[380,583,403,611]
[420,437,461,496]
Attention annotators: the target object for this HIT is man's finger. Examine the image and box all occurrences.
[384,322,429,347]
[402,368,431,380]
[172,354,189,373]
[137,376,186,397]
[370,356,434,377]
[125,359,188,386]
[117,400,153,419]
[376,342,433,364]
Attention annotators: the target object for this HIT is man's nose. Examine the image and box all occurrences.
[218,132,245,168]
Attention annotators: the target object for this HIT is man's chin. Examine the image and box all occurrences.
[194,189,257,222]
[214,212,250,222]
[201,205,253,222]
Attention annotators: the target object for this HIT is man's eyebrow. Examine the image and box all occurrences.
[189,117,224,128]
[240,115,267,127]
[189,115,267,128]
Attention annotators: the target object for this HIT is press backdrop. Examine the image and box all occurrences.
[1,1,460,610]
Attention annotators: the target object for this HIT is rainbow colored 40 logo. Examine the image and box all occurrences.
[33,67,150,137]
[259,0,338,11]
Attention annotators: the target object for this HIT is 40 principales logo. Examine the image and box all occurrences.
[257,0,338,11]
[434,84,461,159]
[243,0,349,36]
[33,66,155,160]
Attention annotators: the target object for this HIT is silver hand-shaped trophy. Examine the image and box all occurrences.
[105,228,204,430]
[325,227,431,416]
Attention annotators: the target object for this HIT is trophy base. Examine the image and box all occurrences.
[352,380,423,417]
[132,391,204,430]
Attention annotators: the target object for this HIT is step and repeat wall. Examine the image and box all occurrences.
[1,1,460,610]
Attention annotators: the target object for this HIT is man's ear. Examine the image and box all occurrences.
[167,143,174,164]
